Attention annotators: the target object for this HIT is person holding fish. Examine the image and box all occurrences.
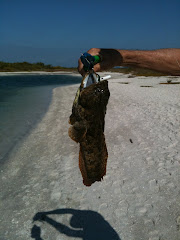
[78,48,180,76]
[69,48,180,187]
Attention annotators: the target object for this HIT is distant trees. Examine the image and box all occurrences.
[0,61,76,72]
[0,61,53,71]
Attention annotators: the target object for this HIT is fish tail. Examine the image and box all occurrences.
[79,137,108,186]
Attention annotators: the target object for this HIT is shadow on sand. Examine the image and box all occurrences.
[32,208,121,240]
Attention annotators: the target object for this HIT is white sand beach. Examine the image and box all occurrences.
[0,72,180,240]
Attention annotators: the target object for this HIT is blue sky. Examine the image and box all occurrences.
[0,0,180,67]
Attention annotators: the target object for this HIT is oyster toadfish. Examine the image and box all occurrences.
[68,74,110,186]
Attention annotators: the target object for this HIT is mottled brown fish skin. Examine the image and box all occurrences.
[69,80,110,186]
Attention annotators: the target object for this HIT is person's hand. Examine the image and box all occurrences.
[78,48,123,76]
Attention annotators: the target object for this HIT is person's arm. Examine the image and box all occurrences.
[120,48,180,75]
[41,216,83,238]
[78,48,180,76]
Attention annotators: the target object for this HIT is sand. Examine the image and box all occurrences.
[0,72,180,240]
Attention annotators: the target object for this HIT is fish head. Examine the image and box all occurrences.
[79,80,110,109]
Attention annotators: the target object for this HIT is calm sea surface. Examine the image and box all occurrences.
[0,74,81,162]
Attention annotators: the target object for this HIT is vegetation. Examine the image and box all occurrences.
[0,61,167,76]
[0,61,77,72]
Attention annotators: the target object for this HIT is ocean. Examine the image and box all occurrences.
[0,73,81,163]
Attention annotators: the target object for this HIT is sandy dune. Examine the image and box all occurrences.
[0,73,180,240]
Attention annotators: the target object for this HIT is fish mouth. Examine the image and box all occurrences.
[82,72,100,89]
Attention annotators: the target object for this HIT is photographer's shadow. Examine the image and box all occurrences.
[32,208,121,240]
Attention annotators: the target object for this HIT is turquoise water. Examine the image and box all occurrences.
[0,74,81,162]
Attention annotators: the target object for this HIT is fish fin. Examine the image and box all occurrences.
[68,122,87,143]
[69,114,76,125]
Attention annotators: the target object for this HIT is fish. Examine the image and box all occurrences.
[68,73,110,186]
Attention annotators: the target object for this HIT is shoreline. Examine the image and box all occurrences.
[0,71,79,76]
[0,86,54,164]
[1,70,179,78]
[0,73,81,163]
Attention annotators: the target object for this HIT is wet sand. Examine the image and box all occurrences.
[0,73,81,162]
